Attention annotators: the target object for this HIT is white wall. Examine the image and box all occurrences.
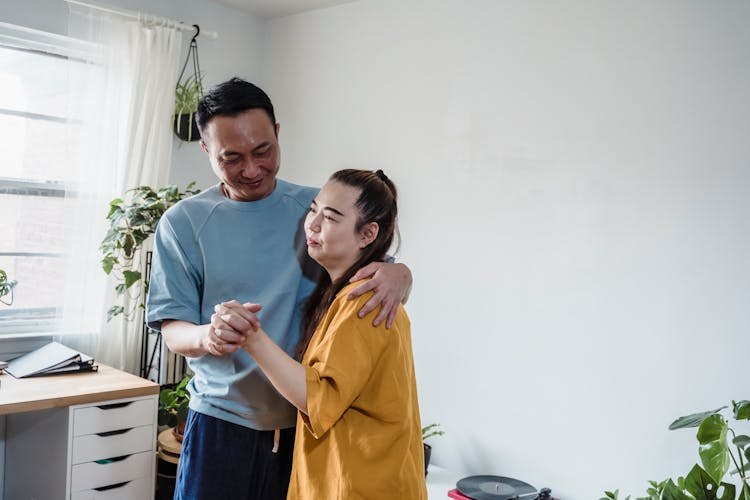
[261,1,750,497]
[2,0,265,190]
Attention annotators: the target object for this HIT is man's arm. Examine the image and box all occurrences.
[347,262,413,328]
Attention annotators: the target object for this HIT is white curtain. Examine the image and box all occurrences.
[64,5,182,373]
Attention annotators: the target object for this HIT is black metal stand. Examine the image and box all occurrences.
[139,251,187,384]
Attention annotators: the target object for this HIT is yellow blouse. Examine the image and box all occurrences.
[286,281,426,500]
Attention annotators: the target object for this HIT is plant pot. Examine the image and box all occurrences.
[172,419,187,442]
[173,113,200,142]
[423,442,431,476]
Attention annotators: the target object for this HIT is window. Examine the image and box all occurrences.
[0,23,102,336]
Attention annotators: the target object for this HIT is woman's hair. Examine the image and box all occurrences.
[297,169,399,358]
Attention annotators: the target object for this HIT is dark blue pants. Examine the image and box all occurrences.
[174,410,295,500]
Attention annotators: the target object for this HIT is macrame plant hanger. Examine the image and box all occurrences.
[173,24,203,141]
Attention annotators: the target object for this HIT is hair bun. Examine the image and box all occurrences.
[375,169,389,182]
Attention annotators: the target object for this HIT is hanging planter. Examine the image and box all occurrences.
[173,25,203,142]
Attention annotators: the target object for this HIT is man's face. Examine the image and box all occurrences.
[201,108,281,202]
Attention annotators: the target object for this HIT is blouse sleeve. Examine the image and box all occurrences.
[301,294,390,439]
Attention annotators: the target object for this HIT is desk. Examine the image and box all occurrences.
[427,465,464,499]
[0,365,159,499]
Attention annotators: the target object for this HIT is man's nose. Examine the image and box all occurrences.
[241,158,262,177]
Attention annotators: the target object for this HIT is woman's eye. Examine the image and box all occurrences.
[324,215,335,221]
[309,206,317,214]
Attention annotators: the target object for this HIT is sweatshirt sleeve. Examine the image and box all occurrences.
[146,211,203,330]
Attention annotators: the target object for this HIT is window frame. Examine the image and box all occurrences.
[0,22,100,338]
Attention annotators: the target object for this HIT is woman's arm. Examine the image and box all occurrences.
[213,301,308,414]
[244,327,308,414]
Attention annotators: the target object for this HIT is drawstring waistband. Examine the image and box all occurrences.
[272,428,280,453]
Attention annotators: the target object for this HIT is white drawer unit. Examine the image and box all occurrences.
[4,394,157,499]
[72,425,154,465]
[73,399,155,436]
[70,477,153,500]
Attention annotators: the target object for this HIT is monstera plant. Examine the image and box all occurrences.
[602,400,750,500]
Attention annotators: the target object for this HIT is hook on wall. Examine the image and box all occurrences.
[191,24,200,43]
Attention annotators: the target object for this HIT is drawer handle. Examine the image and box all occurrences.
[97,428,132,437]
[94,481,130,492]
[96,402,133,410]
[94,454,130,465]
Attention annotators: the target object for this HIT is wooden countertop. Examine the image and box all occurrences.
[0,364,159,415]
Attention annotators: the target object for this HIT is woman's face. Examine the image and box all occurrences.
[304,180,375,280]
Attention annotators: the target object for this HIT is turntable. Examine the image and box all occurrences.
[447,475,557,500]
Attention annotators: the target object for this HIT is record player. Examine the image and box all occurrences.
[447,475,558,500]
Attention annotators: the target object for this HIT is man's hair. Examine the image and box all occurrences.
[196,77,277,133]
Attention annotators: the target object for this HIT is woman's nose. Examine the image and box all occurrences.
[306,212,321,231]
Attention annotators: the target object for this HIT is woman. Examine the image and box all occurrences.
[213,169,426,499]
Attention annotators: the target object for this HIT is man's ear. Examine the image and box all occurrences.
[275,122,281,137]
[200,140,208,153]
[359,222,379,249]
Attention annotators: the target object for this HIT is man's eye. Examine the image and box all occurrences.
[253,149,270,158]
[222,156,240,164]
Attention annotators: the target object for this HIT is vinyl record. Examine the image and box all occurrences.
[456,475,536,500]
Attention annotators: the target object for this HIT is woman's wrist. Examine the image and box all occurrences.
[243,327,268,354]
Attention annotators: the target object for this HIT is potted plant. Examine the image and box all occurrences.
[0,269,17,305]
[100,183,200,321]
[173,73,202,142]
[422,422,445,476]
[158,373,193,442]
[173,26,204,142]
[601,399,750,499]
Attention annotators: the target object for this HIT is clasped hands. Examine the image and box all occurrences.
[207,300,261,356]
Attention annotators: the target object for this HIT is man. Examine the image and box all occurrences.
[146,78,412,500]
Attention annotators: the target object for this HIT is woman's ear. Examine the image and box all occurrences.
[359,222,379,249]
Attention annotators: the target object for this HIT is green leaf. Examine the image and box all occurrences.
[106,305,124,321]
[669,407,727,430]
[661,480,692,500]
[123,270,141,289]
[115,283,126,296]
[734,435,750,448]
[734,401,750,421]
[158,408,177,427]
[101,256,116,275]
[697,414,730,483]
[106,198,123,219]
[176,399,190,419]
[122,234,134,258]
[683,464,735,500]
